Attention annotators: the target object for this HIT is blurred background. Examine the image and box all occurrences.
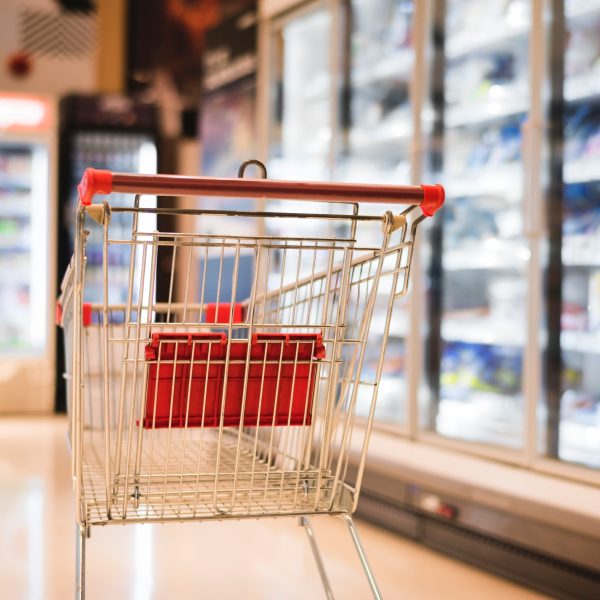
[0,0,599,598]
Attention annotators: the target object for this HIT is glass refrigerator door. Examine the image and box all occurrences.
[67,132,157,304]
[0,142,48,354]
[265,3,336,291]
[554,0,600,468]
[425,0,531,448]
[343,0,414,425]
[342,0,413,185]
[268,3,332,183]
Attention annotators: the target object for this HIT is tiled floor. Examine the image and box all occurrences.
[0,417,547,599]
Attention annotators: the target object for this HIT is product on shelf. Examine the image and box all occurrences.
[440,341,522,399]
[565,103,600,161]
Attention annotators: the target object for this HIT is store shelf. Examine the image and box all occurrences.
[335,162,411,186]
[301,77,330,103]
[349,125,411,156]
[443,241,529,271]
[0,244,29,253]
[445,94,528,128]
[561,330,600,354]
[566,0,600,24]
[356,374,406,422]
[562,236,600,267]
[444,164,522,200]
[352,51,412,88]
[446,22,529,60]
[0,199,30,218]
[565,71,600,104]
[559,419,600,469]
[442,316,526,347]
[564,157,600,184]
[370,309,409,339]
[0,176,31,192]
[436,394,522,449]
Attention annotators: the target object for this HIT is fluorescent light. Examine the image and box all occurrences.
[0,97,48,130]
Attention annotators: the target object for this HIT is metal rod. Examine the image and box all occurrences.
[75,524,86,600]
[109,171,425,205]
[300,517,335,600]
[341,515,383,600]
[110,206,385,222]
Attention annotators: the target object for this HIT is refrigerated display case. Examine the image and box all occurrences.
[56,95,161,412]
[256,4,600,590]
[552,0,600,468]
[424,0,531,449]
[0,93,56,413]
[254,0,600,598]
[259,0,599,475]
[344,0,417,424]
[261,0,420,425]
[57,95,159,306]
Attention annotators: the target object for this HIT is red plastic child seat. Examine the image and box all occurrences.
[143,332,325,429]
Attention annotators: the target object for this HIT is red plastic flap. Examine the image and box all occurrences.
[143,331,325,429]
[420,184,445,217]
[250,333,326,360]
[78,168,113,206]
[205,303,244,324]
[82,303,92,327]
[56,301,63,326]
[145,332,226,360]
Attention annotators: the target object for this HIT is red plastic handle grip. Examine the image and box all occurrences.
[78,168,113,206]
[421,184,445,217]
[78,168,445,216]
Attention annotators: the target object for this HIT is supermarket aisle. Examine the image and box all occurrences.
[0,417,547,600]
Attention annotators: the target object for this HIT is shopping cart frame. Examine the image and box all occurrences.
[59,162,443,599]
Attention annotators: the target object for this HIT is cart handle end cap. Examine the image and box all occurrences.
[420,184,445,217]
[78,168,113,206]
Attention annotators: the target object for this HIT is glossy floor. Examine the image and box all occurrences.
[0,417,547,599]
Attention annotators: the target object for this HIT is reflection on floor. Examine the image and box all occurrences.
[0,417,547,599]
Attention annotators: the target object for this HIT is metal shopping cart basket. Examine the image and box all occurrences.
[58,161,444,599]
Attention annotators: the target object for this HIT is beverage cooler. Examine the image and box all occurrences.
[259,0,600,472]
[258,0,600,591]
[0,93,56,413]
[56,94,161,411]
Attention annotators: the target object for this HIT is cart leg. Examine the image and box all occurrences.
[299,516,335,600]
[75,524,87,600]
[341,515,383,600]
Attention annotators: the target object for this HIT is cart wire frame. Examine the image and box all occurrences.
[59,165,443,599]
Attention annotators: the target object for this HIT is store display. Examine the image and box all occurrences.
[0,147,31,350]
[557,2,600,468]
[0,93,55,413]
[424,0,531,449]
[259,0,600,471]
[58,95,159,306]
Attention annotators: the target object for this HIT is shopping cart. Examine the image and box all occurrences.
[58,161,443,599]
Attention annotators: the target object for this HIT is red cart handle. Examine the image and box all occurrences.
[78,168,444,217]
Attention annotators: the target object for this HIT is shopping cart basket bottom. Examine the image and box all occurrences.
[82,430,343,524]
